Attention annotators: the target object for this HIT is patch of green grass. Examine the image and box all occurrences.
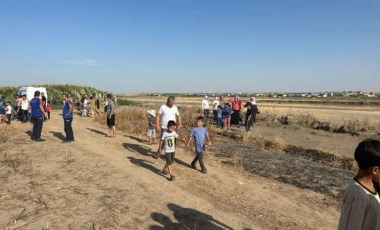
[117,99,141,106]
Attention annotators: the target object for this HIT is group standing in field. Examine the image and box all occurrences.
[2,90,380,228]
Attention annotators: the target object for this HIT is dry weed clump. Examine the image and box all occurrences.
[95,106,148,135]
[243,131,287,151]
[179,106,203,130]
[295,112,317,126]
[257,108,280,122]
[343,118,375,132]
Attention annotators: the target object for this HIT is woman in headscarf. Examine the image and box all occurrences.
[244,97,259,131]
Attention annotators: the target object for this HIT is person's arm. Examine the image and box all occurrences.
[39,100,47,117]
[186,136,193,149]
[338,196,366,230]
[177,114,182,130]
[156,114,161,132]
[108,104,113,118]
[158,139,164,153]
[67,102,73,117]
[206,135,212,146]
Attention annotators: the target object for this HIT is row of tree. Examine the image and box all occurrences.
[0,84,108,105]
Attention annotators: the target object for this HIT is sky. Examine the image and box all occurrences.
[0,0,379,93]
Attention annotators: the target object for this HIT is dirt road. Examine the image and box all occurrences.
[0,111,340,229]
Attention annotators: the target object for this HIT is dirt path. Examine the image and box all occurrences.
[0,111,340,229]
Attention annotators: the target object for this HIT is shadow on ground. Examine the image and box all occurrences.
[127,157,166,178]
[49,131,66,141]
[126,135,147,144]
[87,128,107,136]
[149,203,234,230]
[123,143,155,158]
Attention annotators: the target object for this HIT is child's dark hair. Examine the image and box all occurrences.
[196,116,204,122]
[167,120,176,127]
[354,139,380,169]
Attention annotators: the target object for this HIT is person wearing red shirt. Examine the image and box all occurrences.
[229,95,242,127]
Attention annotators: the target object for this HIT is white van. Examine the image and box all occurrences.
[17,87,48,101]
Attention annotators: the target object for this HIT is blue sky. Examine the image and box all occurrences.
[0,0,379,93]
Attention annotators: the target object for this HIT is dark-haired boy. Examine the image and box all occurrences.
[158,120,178,181]
[187,116,212,174]
[339,139,380,230]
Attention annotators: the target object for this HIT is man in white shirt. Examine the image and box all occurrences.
[201,95,210,119]
[156,96,182,138]
[212,97,220,122]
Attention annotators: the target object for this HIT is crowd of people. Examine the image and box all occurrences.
[74,95,101,117]
[201,95,260,131]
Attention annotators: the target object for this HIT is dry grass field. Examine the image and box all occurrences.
[1,96,379,229]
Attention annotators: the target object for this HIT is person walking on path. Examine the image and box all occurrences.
[105,94,116,138]
[30,91,47,142]
[222,103,233,130]
[212,97,220,122]
[201,96,210,119]
[187,116,212,174]
[244,97,259,132]
[156,96,182,140]
[229,95,242,127]
[62,93,75,142]
[147,109,157,145]
[20,95,29,123]
[158,120,179,181]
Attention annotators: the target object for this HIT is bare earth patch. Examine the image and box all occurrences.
[1,111,341,229]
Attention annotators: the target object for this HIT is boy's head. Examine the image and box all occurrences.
[167,120,176,132]
[34,91,41,97]
[355,139,380,181]
[195,116,204,127]
[62,93,69,100]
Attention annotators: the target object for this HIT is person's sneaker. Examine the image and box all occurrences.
[201,169,208,174]
[161,169,168,175]
[191,163,196,169]
[169,176,176,181]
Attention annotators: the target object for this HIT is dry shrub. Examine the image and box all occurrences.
[179,106,202,130]
[343,118,375,132]
[243,131,287,151]
[295,112,317,126]
[258,108,280,122]
[95,106,148,135]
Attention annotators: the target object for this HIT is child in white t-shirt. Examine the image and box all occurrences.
[5,102,12,124]
[158,120,178,181]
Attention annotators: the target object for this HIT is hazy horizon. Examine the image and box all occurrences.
[1,1,379,93]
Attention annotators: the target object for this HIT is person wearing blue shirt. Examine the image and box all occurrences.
[30,91,47,142]
[187,116,212,174]
[62,93,75,142]
[217,105,223,128]
[0,96,5,115]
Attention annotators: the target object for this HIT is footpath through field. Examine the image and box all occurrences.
[0,111,340,229]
